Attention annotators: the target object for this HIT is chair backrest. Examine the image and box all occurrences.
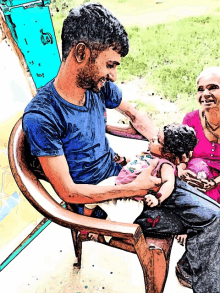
[8,118,86,229]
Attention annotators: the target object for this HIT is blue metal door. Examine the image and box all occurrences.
[0,0,61,89]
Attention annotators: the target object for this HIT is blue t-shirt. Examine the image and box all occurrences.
[23,79,122,185]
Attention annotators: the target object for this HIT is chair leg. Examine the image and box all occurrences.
[134,233,168,293]
[149,247,167,293]
[71,229,78,253]
[70,229,82,269]
[145,236,174,287]
[74,235,82,269]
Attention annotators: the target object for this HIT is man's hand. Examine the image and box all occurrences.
[39,155,161,204]
[132,159,162,192]
[144,194,159,207]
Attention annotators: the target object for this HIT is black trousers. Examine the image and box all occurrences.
[135,178,220,293]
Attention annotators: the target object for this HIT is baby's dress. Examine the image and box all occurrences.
[116,153,154,185]
[94,153,174,225]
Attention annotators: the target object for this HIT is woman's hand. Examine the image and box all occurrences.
[184,177,206,193]
[200,178,217,191]
[185,177,217,193]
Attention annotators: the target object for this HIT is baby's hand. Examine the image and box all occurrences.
[144,194,158,207]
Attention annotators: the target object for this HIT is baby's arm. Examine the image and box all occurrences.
[145,163,175,207]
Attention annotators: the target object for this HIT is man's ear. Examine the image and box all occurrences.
[75,43,89,63]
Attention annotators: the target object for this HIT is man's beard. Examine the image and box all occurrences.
[76,63,102,93]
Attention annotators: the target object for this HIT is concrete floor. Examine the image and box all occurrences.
[0,222,192,293]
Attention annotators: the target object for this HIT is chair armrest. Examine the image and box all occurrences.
[106,123,148,141]
[20,176,140,240]
[50,202,141,240]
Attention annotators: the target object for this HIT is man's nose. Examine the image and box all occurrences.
[107,68,117,82]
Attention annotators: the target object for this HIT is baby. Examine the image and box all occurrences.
[84,123,197,238]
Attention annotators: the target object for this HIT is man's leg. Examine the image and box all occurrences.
[163,178,220,293]
[176,253,193,288]
[186,217,220,293]
[136,178,220,293]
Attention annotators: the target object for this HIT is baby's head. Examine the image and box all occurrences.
[148,123,197,164]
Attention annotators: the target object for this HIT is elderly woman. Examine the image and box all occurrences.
[176,67,220,249]
[179,66,220,203]
[175,67,220,287]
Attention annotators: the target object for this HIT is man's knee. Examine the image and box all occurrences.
[166,178,220,226]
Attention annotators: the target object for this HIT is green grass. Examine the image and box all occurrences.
[118,15,220,111]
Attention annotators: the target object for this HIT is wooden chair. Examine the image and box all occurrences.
[8,118,173,293]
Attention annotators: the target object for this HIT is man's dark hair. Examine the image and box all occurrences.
[61,3,129,61]
[162,123,197,163]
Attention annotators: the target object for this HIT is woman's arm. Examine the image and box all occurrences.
[186,175,220,194]
[144,163,175,207]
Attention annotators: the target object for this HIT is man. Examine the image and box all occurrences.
[23,3,220,293]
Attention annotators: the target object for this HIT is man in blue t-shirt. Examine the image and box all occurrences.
[23,3,220,293]
[23,79,124,185]
[23,3,159,206]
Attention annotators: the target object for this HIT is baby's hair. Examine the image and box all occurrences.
[162,123,197,164]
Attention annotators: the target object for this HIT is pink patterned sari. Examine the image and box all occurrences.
[183,110,220,202]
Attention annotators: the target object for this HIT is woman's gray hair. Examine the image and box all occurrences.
[196,66,220,84]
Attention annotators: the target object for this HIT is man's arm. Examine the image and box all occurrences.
[116,100,158,140]
[38,155,161,204]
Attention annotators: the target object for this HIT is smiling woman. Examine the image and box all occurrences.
[180,67,220,203]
